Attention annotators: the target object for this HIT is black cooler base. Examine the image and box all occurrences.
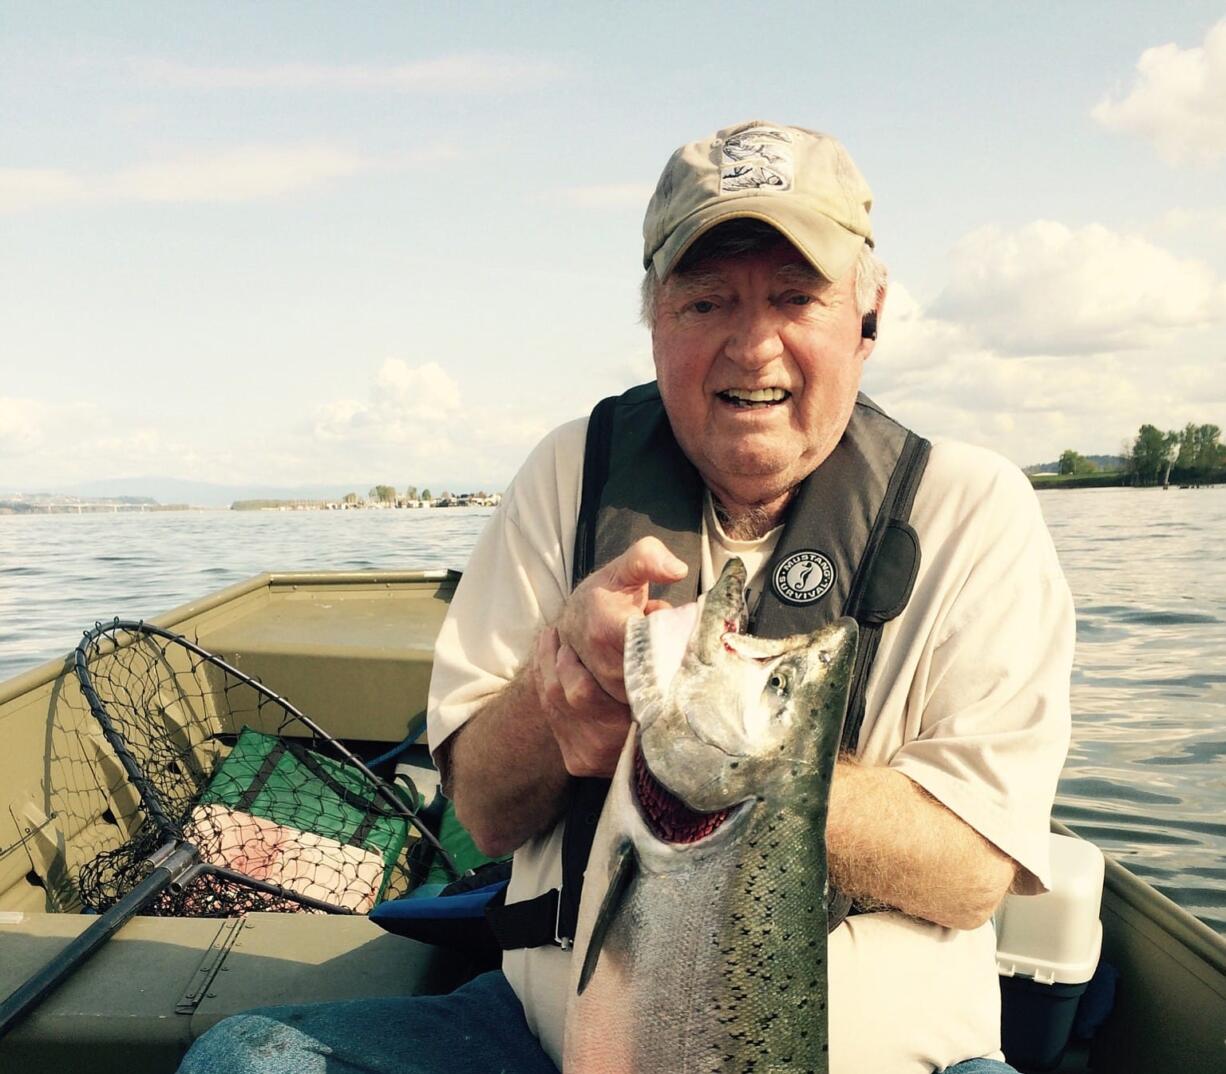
[1000,975,1089,1072]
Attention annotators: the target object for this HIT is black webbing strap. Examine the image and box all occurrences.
[484,886,561,950]
[839,431,931,754]
[263,737,393,851]
[484,397,618,950]
[235,740,288,813]
[572,393,619,586]
[825,429,930,933]
[552,395,622,947]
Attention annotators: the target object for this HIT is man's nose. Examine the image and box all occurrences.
[724,308,785,369]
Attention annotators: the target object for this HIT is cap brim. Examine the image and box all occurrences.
[650,198,868,283]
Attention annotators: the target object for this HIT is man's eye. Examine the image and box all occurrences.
[691,299,717,314]
[785,293,813,306]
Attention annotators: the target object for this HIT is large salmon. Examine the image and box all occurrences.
[564,557,857,1073]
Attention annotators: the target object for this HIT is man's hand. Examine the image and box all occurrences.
[554,535,687,704]
[447,536,687,855]
[536,536,687,778]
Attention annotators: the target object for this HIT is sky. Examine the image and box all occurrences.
[2,2,1225,494]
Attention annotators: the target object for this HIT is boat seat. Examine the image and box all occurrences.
[193,577,456,744]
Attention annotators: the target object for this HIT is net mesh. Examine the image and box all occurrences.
[73,620,428,917]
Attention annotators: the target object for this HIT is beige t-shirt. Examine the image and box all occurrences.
[428,417,1074,1073]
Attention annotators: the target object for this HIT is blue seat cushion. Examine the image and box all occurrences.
[369,880,508,957]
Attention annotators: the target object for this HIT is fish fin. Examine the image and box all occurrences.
[576,840,638,995]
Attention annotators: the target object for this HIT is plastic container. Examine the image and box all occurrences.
[994,833,1105,1071]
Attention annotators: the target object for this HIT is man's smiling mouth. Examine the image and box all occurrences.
[717,387,790,408]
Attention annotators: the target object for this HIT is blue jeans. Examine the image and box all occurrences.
[177,971,557,1074]
[177,969,1017,1073]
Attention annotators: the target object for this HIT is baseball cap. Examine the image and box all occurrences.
[642,120,874,282]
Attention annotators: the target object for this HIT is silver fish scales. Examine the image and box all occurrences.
[564,557,857,1073]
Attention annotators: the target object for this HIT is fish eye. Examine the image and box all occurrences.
[768,671,789,695]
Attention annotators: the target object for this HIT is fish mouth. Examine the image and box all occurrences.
[632,744,747,844]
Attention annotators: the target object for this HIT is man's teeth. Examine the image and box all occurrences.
[721,387,789,404]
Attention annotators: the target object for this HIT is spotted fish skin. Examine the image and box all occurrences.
[564,558,857,1074]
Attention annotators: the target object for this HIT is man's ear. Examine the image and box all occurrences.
[857,284,886,361]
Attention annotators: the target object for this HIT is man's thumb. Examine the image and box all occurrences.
[609,536,688,589]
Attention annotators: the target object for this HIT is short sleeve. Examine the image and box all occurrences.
[873,444,1075,893]
[426,418,588,756]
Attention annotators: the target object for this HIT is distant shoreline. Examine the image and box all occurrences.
[1028,474,1223,490]
[0,502,497,516]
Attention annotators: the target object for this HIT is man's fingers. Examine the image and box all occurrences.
[539,639,632,778]
[605,536,688,591]
[555,642,622,709]
[643,598,674,615]
[535,627,569,713]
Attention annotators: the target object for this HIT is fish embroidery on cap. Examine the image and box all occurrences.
[719,126,794,193]
[772,550,836,604]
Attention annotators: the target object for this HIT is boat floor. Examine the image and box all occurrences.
[0,910,476,1074]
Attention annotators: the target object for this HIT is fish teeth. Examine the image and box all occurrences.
[624,618,664,726]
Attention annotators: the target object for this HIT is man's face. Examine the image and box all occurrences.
[652,237,879,511]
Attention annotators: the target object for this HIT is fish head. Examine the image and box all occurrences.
[623,556,858,842]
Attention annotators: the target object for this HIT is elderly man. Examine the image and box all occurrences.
[178,121,1072,1074]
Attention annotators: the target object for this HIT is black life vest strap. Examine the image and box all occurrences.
[483,886,562,950]
[484,398,618,951]
[572,393,619,586]
[840,430,931,753]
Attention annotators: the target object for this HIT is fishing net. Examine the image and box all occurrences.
[73,619,455,918]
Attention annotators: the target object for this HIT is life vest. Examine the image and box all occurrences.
[484,382,931,951]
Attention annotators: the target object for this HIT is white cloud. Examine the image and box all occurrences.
[108,146,369,203]
[0,168,89,213]
[0,361,552,491]
[133,54,567,93]
[555,183,656,208]
[0,397,50,454]
[305,360,554,487]
[874,282,971,372]
[866,247,1226,466]
[0,397,216,488]
[1092,18,1226,164]
[1157,206,1226,236]
[930,221,1226,356]
[0,145,372,213]
[314,360,462,444]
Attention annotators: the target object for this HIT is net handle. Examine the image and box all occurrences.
[0,841,199,1041]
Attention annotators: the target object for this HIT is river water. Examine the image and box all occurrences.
[1,491,1224,935]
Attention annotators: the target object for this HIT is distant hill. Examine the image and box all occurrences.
[1023,454,1126,475]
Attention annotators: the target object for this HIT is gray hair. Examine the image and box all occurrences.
[639,226,887,330]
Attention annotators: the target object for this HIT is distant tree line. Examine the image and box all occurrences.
[1043,422,1225,489]
[1126,423,1225,486]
